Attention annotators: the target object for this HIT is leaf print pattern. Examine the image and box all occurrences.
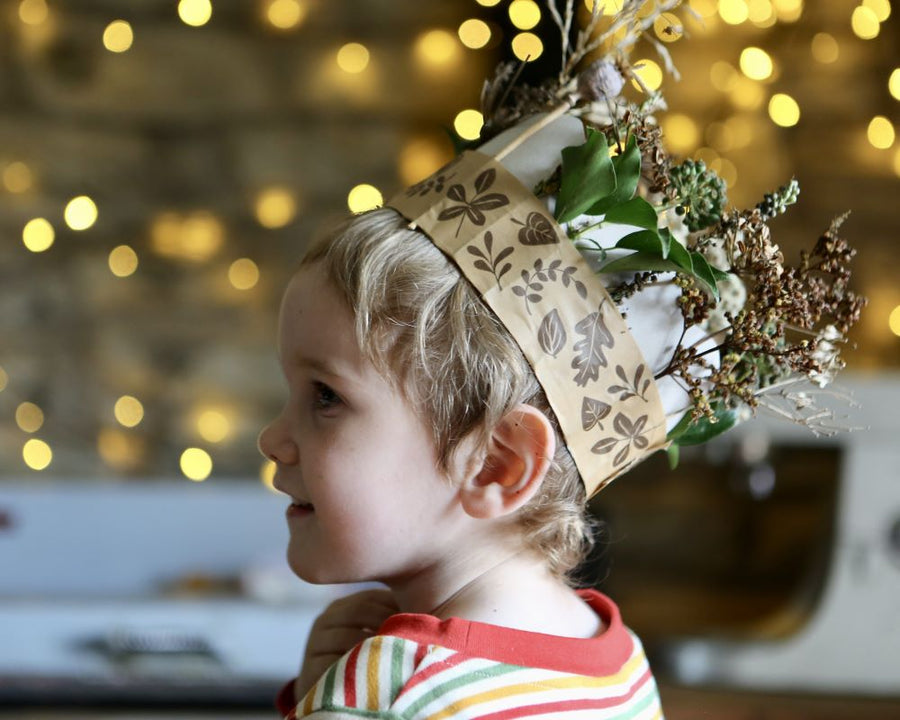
[607,363,652,402]
[512,259,586,316]
[581,396,612,431]
[405,156,461,198]
[437,168,510,237]
[591,413,650,466]
[511,211,559,246]
[571,304,615,387]
[538,309,566,358]
[466,231,513,289]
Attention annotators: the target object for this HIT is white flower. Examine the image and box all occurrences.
[808,325,844,388]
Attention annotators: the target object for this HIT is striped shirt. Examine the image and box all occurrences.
[277,590,663,719]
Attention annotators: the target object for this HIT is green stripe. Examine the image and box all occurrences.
[402,662,522,716]
[389,636,405,702]
[321,660,339,706]
[605,682,660,720]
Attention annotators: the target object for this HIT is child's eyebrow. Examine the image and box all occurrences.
[291,354,363,384]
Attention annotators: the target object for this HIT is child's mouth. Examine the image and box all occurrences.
[287,501,314,517]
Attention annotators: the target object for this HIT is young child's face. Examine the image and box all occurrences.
[259,263,463,585]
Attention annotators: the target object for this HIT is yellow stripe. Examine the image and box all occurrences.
[366,635,383,711]
[301,680,316,715]
[425,653,647,720]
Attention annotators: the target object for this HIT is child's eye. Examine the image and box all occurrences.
[312,381,342,410]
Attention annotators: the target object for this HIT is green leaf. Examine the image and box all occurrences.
[602,196,659,230]
[666,232,693,273]
[666,443,680,470]
[615,229,669,259]
[587,135,642,215]
[599,252,683,275]
[667,404,739,446]
[689,252,721,301]
[555,129,617,223]
[708,264,730,281]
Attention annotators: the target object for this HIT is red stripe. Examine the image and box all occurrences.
[413,642,429,667]
[472,667,654,720]
[395,651,468,700]
[343,643,362,707]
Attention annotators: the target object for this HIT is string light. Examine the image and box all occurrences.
[414,29,460,67]
[811,32,840,64]
[454,109,484,141]
[511,32,543,61]
[398,136,452,186]
[584,0,625,14]
[98,428,143,472]
[18,0,48,25]
[22,218,54,252]
[661,113,699,153]
[718,0,750,25]
[509,0,541,30]
[264,0,307,30]
[739,47,774,81]
[0,365,8,393]
[867,116,895,149]
[197,409,231,443]
[768,93,800,127]
[771,0,803,22]
[228,258,260,290]
[254,186,297,229]
[64,195,98,231]
[178,0,212,27]
[654,13,683,42]
[347,184,383,212]
[862,0,891,22]
[476,0,501,5]
[730,76,765,110]
[23,439,52,471]
[109,245,138,277]
[747,0,775,26]
[458,19,492,49]
[16,402,44,433]
[632,58,663,91]
[103,20,133,53]
[181,447,212,481]
[851,6,880,39]
[3,161,33,193]
[890,305,900,336]
[114,395,144,428]
[710,61,739,92]
[889,68,900,101]
[336,42,370,74]
[150,211,224,262]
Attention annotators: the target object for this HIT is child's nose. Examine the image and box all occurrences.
[257,416,299,466]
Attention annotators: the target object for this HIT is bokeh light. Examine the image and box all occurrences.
[584,0,625,13]
[867,116,895,149]
[23,439,52,471]
[772,0,803,22]
[851,6,880,39]
[16,402,44,433]
[632,58,663,91]
[64,195,98,231]
[811,32,839,64]
[398,136,451,186]
[718,0,750,25]
[347,184,383,213]
[739,47,774,81]
[22,218,54,252]
[710,61,739,92]
[336,42,370,74]
[228,258,260,290]
[255,187,297,228]
[454,109,484,140]
[180,448,213,481]
[103,20,133,53]
[414,29,460,67]
[264,0,307,30]
[18,0,49,26]
[197,409,232,443]
[768,93,800,126]
[730,76,765,110]
[654,13,683,42]
[890,305,900,336]
[863,0,891,22]
[178,0,212,27]
[97,428,144,472]
[476,0,501,5]
[109,245,139,277]
[458,19,492,49]
[661,113,700,153]
[511,32,543,61]
[3,161,34,193]
[114,395,144,428]
[509,0,541,30]
[889,68,900,100]
[0,365,7,392]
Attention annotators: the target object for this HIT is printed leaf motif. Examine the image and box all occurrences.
[571,305,615,387]
[555,129,617,223]
[437,170,510,237]
[582,396,612,431]
[512,211,559,246]
[607,363,652,401]
[466,231,514,289]
[538,309,567,358]
[591,412,651,466]
[474,168,496,194]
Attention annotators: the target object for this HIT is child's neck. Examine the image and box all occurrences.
[388,551,602,640]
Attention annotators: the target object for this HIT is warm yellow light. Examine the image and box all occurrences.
[476,0,501,5]
[0,365,8,393]
[197,409,231,443]
[181,448,213,481]
[889,68,900,101]
[97,428,143,472]
[336,42,370,74]
[511,32,543,61]
[109,245,138,277]
[398,137,452,186]
[115,395,144,428]
[851,6,880,39]
[768,93,800,127]
[103,20,133,52]
[710,61,739,92]
[661,113,700,153]
[22,218,55,252]
[730,77,765,110]
[706,121,735,151]
[255,187,297,228]
[16,402,44,433]
[893,147,900,176]
[23,439,52,471]
[151,211,224,263]
[747,0,775,25]
[890,305,900,336]
[347,183,383,213]
[811,32,839,64]
[509,0,541,29]
[772,0,803,21]
[632,58,663,91]
[178,0,212,27]
[458,19,492,49]
[863,0,891,22]
[414,29,460,67]
[265,0,307,30]
[654,13,683,42]
[64,195,98,231]
[454,109,484,141]
[867,116,895,149]
[18,0,48,25]
[261,459,278,492]
[711,157,738,188]
[3,161,33,193]
[739,47,773,81]
[584,0,625,14]
[690,0,719,17]
[228,258,260,290]
[718,0,750,24]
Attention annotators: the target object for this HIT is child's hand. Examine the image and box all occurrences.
[295,589,399,701]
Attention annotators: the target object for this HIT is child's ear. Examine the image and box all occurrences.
[458,405,556,520]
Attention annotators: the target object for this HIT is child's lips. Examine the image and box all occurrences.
[286,500,314,518]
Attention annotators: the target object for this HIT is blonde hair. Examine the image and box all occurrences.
[301,208,594,581]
